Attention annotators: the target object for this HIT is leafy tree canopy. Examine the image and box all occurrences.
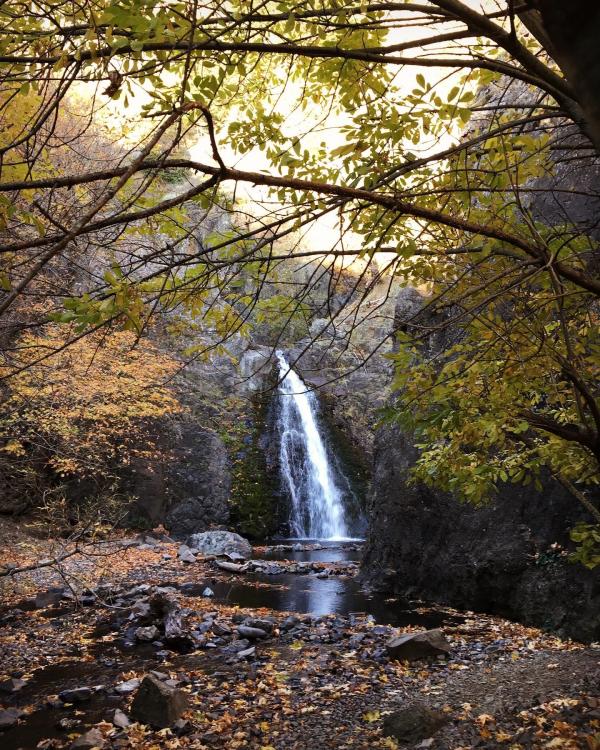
[0,1,598,549]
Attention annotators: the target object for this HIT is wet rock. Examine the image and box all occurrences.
[178,545,196,563]
[135,625,160,642]
[0,677,26,693]
[187,531,252,559]
[0,708,23,729]
[59,687,93,703]
[114,678,141,694]
[237,646,256,659]
[70,727,106,749]
[112,709,131,728]
[237,625,268,639]
[130,674,188,728]
[386,629,451,661]
[202,587,215,598]
[382,703,449,744]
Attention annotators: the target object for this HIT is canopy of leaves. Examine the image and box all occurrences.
[0,1,598,552]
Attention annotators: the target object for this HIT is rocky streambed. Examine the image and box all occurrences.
[0,531,598,749]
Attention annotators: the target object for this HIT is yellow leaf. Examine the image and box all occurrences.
[363,711,381,723]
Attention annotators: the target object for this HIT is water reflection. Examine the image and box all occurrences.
[208,569,462,629]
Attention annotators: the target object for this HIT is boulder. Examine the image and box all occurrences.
[386,629,450,662]
[187,531,252,559]
[70,728,106,749]
[382,704,449,744]
[130,674,188,728]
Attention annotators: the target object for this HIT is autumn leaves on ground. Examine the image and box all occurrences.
[0,522,598,750]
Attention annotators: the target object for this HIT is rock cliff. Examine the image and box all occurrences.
[360,288,600,642]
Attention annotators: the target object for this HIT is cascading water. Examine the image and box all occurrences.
[276,351,350,540]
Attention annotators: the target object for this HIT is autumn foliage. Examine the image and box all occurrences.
[0,328,182,510]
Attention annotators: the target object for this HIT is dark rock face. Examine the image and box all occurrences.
[361,290,600,643]
[164,422,230,535]
[130,674,188,728]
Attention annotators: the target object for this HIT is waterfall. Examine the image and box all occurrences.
[276,351,350,540]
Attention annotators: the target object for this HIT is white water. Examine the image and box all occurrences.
[276,352,349,540]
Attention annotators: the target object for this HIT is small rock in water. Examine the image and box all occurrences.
[202,587,215,598]
[135,625,160,642]
[130,674,188,728]
[70,728,106,749]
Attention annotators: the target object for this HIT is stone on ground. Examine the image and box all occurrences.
[70,727,106,749]
[0,708,23,729]
[382,703,449,744]
[130,674,188,728]
[59,686,93,703]
[135,625,160,642]
[187,530,252,559]
[386,629,451,661]
[177,545,196,563]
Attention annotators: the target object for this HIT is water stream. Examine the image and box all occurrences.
[276,352,353,540]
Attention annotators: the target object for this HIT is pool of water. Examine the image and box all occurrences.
[191,542,462,629]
